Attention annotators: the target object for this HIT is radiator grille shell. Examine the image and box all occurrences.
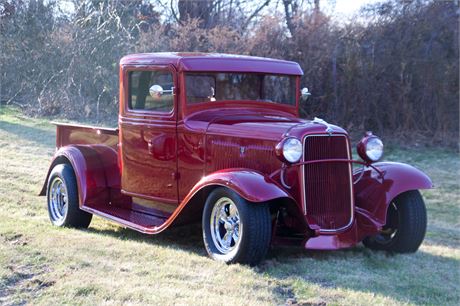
[302,134,354,232]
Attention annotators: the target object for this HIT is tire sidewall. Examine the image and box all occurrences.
[46,164,77,227]
[202,188,250,263]
[363,190,427,252]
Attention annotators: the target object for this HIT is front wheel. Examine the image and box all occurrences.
[363,190,427,253]
[202,187,271,265]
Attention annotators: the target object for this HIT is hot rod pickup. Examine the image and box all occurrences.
[40,53,432,265]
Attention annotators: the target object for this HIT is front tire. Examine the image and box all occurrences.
[202,187,271,265]
[363,190,427,253]
[47,164,92,228]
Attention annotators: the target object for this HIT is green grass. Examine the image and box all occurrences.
[0,106,459,305]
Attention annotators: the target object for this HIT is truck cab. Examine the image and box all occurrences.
[41,53,432,265]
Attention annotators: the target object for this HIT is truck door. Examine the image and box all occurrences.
[119,65,178,207]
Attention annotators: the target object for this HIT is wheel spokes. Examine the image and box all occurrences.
[49,177,67,222]
[229,203,237,218]
[219,206,228,223]
[210,197,242,254]
[223,231,233,248]
[232,231,239,242]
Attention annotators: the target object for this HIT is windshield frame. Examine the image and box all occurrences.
[182,72,300,116]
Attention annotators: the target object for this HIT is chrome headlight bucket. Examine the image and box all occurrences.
[357,132,384,163]
[276,137,303,164]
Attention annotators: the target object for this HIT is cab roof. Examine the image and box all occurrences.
[120,52,303,75]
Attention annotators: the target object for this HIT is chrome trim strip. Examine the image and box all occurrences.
[301,133,354,233]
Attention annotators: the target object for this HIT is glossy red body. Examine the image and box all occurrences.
[40,53,433,249]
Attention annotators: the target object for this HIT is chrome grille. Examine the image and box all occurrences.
[302,134,353,231]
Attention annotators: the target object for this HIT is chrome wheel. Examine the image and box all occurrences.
[203,187,272,264]
[210,197,242,254]
[49,177,68,223]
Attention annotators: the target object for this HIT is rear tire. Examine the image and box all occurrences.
[202,187,271,265]
[363,190,427,253]
[47,164,92,228]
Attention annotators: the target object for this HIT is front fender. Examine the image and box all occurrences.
[194,168,291,203]
[353,162,433,227]
[165,168,294,229]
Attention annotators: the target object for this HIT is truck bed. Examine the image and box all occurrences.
[53,122,118,149]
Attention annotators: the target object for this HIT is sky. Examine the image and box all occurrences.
[332,0,382,16]
[57,0,384,20]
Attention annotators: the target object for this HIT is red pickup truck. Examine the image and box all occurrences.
[40,53,432,265]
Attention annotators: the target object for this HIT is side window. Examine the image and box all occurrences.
[186,74,216,104]
[129,70,174,112]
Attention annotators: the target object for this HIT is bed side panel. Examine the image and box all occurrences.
[55,123,118,149]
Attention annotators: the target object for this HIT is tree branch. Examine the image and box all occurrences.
[242,0,271,30]
[283,0,296,37]
[170,0,182,25]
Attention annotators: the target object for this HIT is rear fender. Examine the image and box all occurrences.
[353,162,432,228]
[39,145,123,208]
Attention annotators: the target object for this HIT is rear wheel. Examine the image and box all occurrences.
[47,164,92,228]
[202,187,271,265]
[363,190,427,253]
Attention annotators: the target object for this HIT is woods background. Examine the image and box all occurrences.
[0,0,458,146]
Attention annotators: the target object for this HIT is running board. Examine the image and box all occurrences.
[81,205,168,234]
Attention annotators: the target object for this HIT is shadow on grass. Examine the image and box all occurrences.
[84,222,207,256]
[83,221,459,304]
[0,120,55,148]
[260,245,459,305]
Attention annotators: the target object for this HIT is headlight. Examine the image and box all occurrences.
[357,132,384,163]
[276,137,303,163]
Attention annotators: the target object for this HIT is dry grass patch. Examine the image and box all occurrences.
[0,107,459,305]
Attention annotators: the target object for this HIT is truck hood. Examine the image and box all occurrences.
[184,108,347,141]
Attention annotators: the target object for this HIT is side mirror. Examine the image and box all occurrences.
[149,85,164,98]
[149,85,174,98]
[301,87,311,101]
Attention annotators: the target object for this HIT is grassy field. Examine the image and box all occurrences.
[0,106,459,305]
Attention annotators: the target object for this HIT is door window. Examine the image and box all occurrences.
[128,70,174,112]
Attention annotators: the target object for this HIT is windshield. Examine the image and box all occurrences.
[185,73,297,106]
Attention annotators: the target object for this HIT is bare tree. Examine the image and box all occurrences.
[0,0,457,145]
